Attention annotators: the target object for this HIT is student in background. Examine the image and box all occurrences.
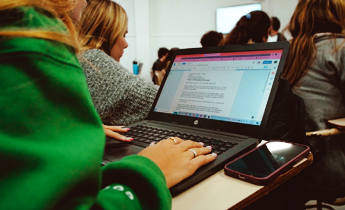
[282,0,345,204]
[268,17,287,42]
[157,47,179,72]
[200,31,224,47]
[0,0,216,209]
[78,0,158,128]
[152,47,168,83]
[152,47,168,70]
[219,11,271,46]
[153,47,179,85]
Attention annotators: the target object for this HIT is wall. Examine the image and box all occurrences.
[114,0,137,74]
[265,0,299,39]
[116,0,151,82]
[114,0,299,82]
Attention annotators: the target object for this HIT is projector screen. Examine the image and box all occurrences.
[217,3,262,34]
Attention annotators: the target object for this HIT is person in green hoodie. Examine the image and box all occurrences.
[0,0,217,209]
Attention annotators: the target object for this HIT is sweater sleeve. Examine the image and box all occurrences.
[95,155,172,210]
[79,49,159,126]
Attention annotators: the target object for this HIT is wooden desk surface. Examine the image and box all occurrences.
[172,153,313,210]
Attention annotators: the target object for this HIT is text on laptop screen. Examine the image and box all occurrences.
[154,50,283,126]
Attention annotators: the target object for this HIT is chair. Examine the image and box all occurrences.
[306,198,345,210]
[263,78,306,144]
[305,118,345,210]
[154,70,165,85]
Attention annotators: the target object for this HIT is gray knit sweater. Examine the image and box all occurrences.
[79,49,159,126]
[293,34,345,194]
[293,34,345,131]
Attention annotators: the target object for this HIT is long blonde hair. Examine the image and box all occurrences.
[78,0,128,55]
[0,0,79,50]
[283,0,345,86]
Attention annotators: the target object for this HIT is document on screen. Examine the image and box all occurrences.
[169,70,243,117]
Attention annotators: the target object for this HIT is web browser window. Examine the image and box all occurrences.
[154,50,283,126]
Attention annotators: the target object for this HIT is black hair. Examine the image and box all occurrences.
[220,11,271,46]
[271,17,281,31]
[158,48,169,58]
[157,48,179,70]
[200,31,224,47]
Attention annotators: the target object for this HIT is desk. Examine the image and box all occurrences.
[172,153,313,210]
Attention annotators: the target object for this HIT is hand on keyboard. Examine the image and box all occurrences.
[125,125,238,156]
[103,125,134,142]
[138,137,217,188]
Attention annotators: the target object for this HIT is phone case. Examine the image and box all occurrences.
[224,141,310,185]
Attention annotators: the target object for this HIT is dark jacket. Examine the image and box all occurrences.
[278,33,287,41]
[263,78,306,144]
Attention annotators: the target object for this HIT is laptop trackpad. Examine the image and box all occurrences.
[103,145,144,162]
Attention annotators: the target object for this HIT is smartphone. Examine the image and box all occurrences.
[224,141,310,185]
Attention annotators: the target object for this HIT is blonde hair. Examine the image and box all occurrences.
[283,0,345,86]
[78,0,128,55]
[0,0,79,51]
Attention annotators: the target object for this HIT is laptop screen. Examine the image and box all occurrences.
[153,49,283,126]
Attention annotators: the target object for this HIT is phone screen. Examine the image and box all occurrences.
[225,142,308,178]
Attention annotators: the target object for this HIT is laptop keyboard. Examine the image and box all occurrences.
[125,125,238,155]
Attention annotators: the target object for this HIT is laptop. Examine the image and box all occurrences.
[103,42,290,196]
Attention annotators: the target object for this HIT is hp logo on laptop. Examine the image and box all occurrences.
[194,120,199,125]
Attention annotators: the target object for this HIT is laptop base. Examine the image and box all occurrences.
[103,120,258,196]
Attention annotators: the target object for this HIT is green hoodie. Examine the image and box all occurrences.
[0,7,171,210]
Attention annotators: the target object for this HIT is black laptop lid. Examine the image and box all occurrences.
[148,42,290,139]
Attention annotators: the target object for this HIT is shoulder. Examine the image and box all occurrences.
[81,49,118,66]
[313,34,345,56]
[0,7,66,32]
[0,7,78,68]
[79,49,127,73]
[0,38,79,69]
[312,34,345,74]
[79,49,144,87]
[82,49,108,59]
[314,33,345,46]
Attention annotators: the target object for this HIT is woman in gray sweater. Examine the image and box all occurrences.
[77,0,158,129]
[283,0,345,203]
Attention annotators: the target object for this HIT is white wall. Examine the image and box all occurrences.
[265,0,299,40]
[116,0,152,82]
[114,0,299,82]
[114,0,136,73]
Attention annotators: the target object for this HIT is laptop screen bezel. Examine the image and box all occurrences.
[147,42,290,139]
